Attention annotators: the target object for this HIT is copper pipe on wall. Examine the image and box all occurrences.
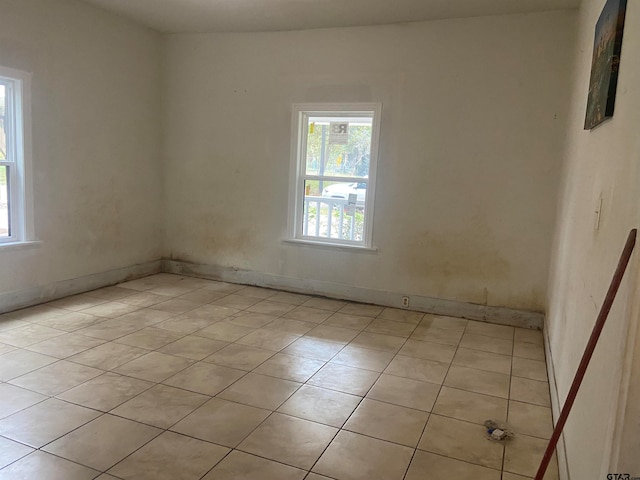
[535,228,637,480]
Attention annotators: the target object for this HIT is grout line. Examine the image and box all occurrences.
[0,274,554,478]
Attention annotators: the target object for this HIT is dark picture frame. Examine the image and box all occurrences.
[584,0,627,130]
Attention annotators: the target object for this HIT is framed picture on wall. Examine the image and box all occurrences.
[584,0,627,130]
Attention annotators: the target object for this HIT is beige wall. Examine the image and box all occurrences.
[546,0,640,476]
[163,11,575,312]
[0,0,163,295]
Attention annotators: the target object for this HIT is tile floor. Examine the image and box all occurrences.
[0,273,559,480]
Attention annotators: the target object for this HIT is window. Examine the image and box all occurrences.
[0,66,32,245]
[289,103,381,248]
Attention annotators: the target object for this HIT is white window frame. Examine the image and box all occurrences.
[0,65,34,246]
[288,103,381,249]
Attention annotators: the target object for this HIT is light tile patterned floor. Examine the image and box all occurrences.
[0,273,559,480]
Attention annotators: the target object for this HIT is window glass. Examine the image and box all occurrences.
[0,68,32,245]
[0,165,9,238]
[291,104,380,247]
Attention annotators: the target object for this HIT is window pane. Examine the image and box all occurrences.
[302,180,365,242]
[0,84,6,160]
[0,165,9,237]
[305,116,372,178]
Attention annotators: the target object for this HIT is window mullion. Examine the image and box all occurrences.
[291,103,380,248]
[304,175,368,184]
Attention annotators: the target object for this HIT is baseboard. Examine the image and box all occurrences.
[544,324,571,480]
[1,257,545,329]
[0,260,162,314]
[162,259,544,329]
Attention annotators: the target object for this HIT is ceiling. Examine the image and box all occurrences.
[81,0,580,34]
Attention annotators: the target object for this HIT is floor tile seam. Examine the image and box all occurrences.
[114,350,214,384]
[461,329,516,341]
[157,368,251,398]
[23,337,110,359]
[451,358,511,378]
[165,410,273,450]
[463,325,516,342]
[63,350,148,372]
[218,447,327,479]
[426,411,511,431]
[297,415,347,476]
[327,357,390,373]
[261,297,310,307]
[416,449,505,475]
[214,370,306,412]
[0,444,33,474]
[73,322,154,343]
[418,437,506,471]
[318,320,372,332]
[361,328,416,339]
[512,353,546,362]
[77,303,146,319]
[19,408,109,452]
[0,446,103,477]
[337,423,424,450]
[6,367,105,398]
[449,359,512,377]
[89,416,166,476]
[3,311,71,324]
[401,402,432,479]
[369,316,422,327]
[250,363,328,384]
[455,345,514,359]
[513,339,544,347]
[319,334,411,434]
[0,324,69,344]
[440,382,510,401]
[3,359,105,393]
[405,335,505,478]
[194,447,236,480]
[454,343,514,357]
[274,402,357,430]
[425,408,507,429]
[0,356,60,382]
[83,288,141,302]
[373,312,426,325]
[379,366,450,386]
[509,372,549,382]
[106,391,212,431]
[435,382,514,398]
[0,394,52,423]
[362,388,440,413]
[111,323,245,365]
[109,324,208,352]
[53,373,160,413]
[504,397,552,408]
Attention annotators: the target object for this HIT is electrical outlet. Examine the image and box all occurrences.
[401,296,410,308]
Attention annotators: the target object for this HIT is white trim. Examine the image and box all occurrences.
[0,260,161,314]
[0,65,34,245]
[282,238,378,253]
[0,240,41,252]
[288,102,382,248]
[163,259,544,329]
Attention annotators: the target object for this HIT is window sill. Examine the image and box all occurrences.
[283,238,378,253]
[0,240,42,252]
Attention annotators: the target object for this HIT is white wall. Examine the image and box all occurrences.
[163,11,576,312]
[0,0,163,298]
[546,0,640,476]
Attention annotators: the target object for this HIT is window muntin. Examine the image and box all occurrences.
[0,67,31,245]
[290,104,381,247]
